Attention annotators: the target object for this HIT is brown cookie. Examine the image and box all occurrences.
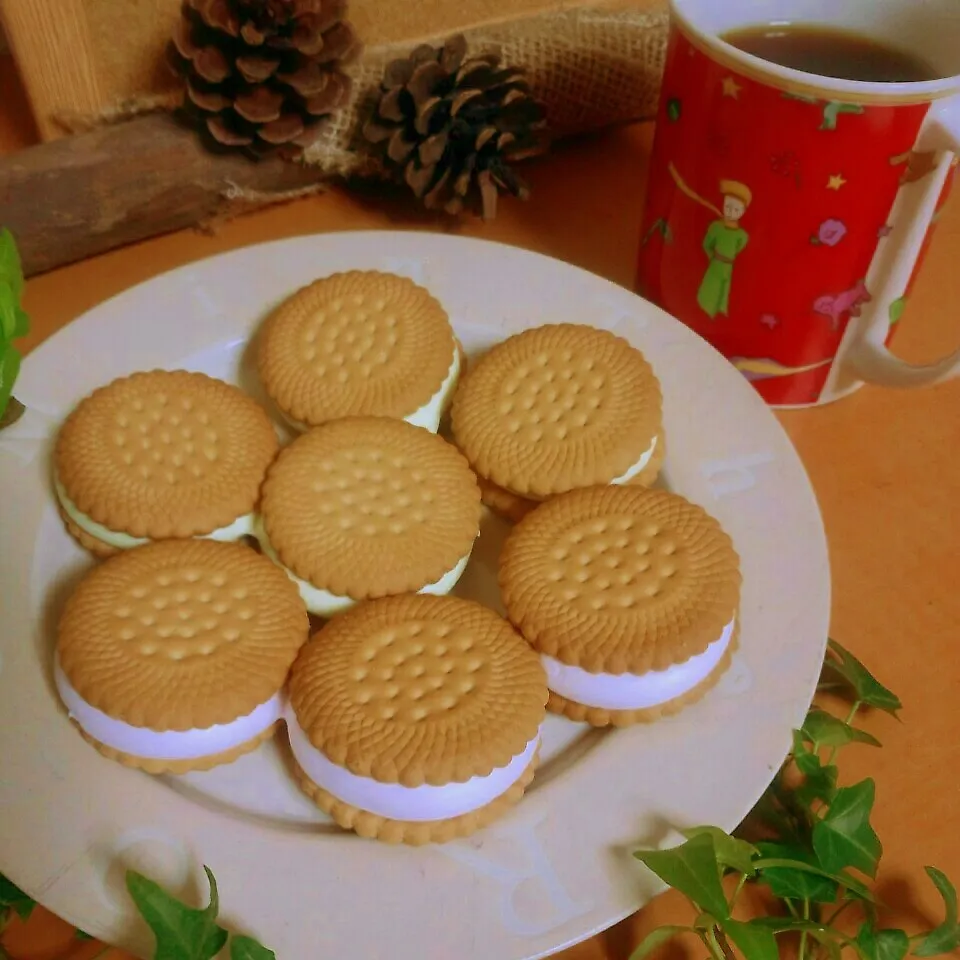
[450,323,662,498]
[256,271,459,432]
[286,595,547,842]
[257,417,481,616]
[54,370,278,551]
[479,431,667,524]
[56,539,309,773]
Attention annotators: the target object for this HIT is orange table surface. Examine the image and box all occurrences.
[2,52,959,960]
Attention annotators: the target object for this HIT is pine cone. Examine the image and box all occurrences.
[169,0,360,157]
[362,35,547,219]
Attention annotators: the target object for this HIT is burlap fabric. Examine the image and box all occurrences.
[304,4,670,175]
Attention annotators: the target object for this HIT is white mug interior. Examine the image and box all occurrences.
[671,0,960,97]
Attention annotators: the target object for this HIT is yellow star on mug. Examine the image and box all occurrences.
[722,76,742,99]
[827,173,847,190]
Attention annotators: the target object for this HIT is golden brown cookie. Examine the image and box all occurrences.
[257,271,459,432]
[54,369,278,553]
[55,539,309,773]
[479,431,667,524]
[286,594,547,842]
[499,486,740,726]
[450,323,662,498]
[257,417,481,616]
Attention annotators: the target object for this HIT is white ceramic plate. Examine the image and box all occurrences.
[0,232,829,960]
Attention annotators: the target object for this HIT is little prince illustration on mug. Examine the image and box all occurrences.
[669,162,753,318]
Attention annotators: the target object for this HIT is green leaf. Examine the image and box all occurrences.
[755,842,838,903]
[856,923,909,960]
[720,919,779,960]
[793,747,839,807]
[13,307,28,340]
[628,925,694,960]
[888,297,907,326]
[0,874,35,921]
[634,833,731,919]
[0,228,24,300]
[667,98,682,123]
[681,827,758,875]
[915,867,960,957]
[801,709,882,749]
[812,780,882,878]
[74,929,95,941]
[0,281,16,341]
[822,640,902,716]
[125,865,228,960]
[230,935,277,960]
[752,856,875,902]
[0,344,22,423]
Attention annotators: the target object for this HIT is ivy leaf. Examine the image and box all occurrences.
[634,833,731,919]
[13,307,29,340]
[229,935,277,960]
[0,874,35,921]
[125,865,228,960]
[750,919,847,960]
[681,826,758,875]
[628,925,694,960]
[794,748,840,807]
[74,929,96,941]
[755,842,838,903]
[821,640,902,717]
[812,780,882,878]
[0,281,16,342]
[752,854,875,902]
[801,709,882,749]
[0,228,24,300]
[915,867,960,957]
[721,919,780,960]
[855,922,909,960]
[0,341,22,423]
[667,98,682,123]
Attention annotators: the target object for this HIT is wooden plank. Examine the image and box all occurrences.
[0,0,103,140]
[0,113,326,276]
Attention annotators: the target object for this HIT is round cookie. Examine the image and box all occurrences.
[257,271,460,433]
[450,323,662,499]
[257,417,481,617]
[56,539,309,773]
[54,369,279,557]
[286,594,548,844]
[499,485,740,726]
[479,430,667,524]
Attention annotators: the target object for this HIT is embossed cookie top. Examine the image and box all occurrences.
[451,323,662,498]
[57,539,309,730]
[288,595,547,787]
[54,370,279,539]
[499,486,741,674]
[260,417,481,598]
[257,271,456,426]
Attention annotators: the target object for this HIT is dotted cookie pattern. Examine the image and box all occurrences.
[260,418,481,599]
[479,432,667,524]
[55,370,278,540]
[547,625,739,727]
[58,540,309,730]
[451,324,662,498]
[293,749,539,845]
[288,595,547,787]
[257,271,456,427]
[499,486,741,674]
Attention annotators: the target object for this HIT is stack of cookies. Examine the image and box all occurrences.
[48,268,740,846]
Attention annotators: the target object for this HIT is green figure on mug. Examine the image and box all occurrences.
[668,164,753,318]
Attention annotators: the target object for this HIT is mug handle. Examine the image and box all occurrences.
[845,94,960,388]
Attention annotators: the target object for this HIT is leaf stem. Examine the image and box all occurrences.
[714,927,738,960]
[728,873,748,912]
[825,701,862,766]
[703,927,730,960]
[799,898,811,960]
[786,899,801,919]
[826,898,855,929]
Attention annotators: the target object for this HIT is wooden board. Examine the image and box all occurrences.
[0,0,659,141]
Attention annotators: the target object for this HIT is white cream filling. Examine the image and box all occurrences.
[287,711,539,821]
[54,660,282,761]
[610,434,658,485]
[283,342,461,434]
[542,617,736,710]
[255,518,473,617]
[54,476,255,550]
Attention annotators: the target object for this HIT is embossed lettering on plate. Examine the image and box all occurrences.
[441,813,593,936]
[701,452,775,499]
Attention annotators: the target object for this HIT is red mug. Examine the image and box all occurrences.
[637,0,960,407]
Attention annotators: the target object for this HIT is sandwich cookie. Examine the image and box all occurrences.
[478,431,667,524]
[451,323,663,501]
[55,539,309,773]
[54,370,279,558]
[499,485,740,726]
[256,417,481,617]
[286,594,548,844]
[257,270,461,433]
